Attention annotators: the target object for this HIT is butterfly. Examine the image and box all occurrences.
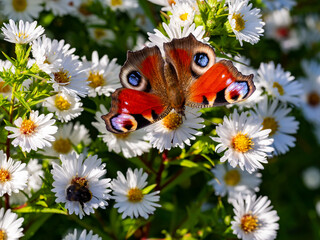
[102,34,255,134]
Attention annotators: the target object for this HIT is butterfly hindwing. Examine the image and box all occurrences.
[102,88,171,133]
[186,60,255,108]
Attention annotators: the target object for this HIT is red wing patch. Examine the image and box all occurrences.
[188,62,235,104]
[102,89,169,133]
[116,89,165,120]
[186,60,255,107]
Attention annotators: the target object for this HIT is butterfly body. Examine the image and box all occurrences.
[102,34,255,134]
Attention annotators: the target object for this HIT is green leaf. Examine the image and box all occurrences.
[180,160,199,168]
[13,91,31,111]
[14,206,68,215]
[142,183,157,194]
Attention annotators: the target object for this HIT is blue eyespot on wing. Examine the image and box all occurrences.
[127,71,142,87]
[194,53,209,67]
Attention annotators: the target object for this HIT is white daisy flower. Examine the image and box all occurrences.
[63,229,102,240]
[0,60,14,99]
[257,61,303,106]
[264,9,300,52]
[127,7,154,33]
[105,0,138,11]
[31,35,76,74]
[10,159,44,205]
[44,0,81,16]
[302,167,320,190]
[5,111,58,153]
[251,98,299,155]
[43,91,83,123]
[300,14,320,49]
[43,122,91,159]
[147,0,177,11]
[148,0,197,12]
[228,0,265,46]
[299,60,320,124]
[299,60,320,126]
[82,51,121,97]
[208,164,262,202]
[92,105,151,158]
[231,194,279,240]
[145,107,205,152]
[300,76,320,124]
[51,153,111,219]
[147,22,209,54]
[49,54,89,97]
[0,208,24,239]
[211,110,274,174]
[87,18,116,47]
[1,0,43,22]
[1,19,44,44]
[169,2,195,28]
[262,0,296,11]
[111,168,161,219]
[0,150,28,196]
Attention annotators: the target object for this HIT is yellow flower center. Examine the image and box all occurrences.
[78,3,91,16]
[53,138,72,154]
[94,28,106,40]
[232,13,246,32]
[111,0,122,6]
[162,112,183,130]
[44,58,51,65]
[0,169,11,183]
[272,82,284,96]
[87,72,105,88]
[54,95,71,111]
[262,117,279,136]
[241,214,259,233]
[179,13,189,21]
[114,132,130,139]
[224,169,241,186]
[0,82,11,93]
[54,70,71,84]
[231,133,253,153]
[20,119,37,135]
[0,229,7,240]
[12,0,27,12]
[127,187,144,203]
[307,91,320,107]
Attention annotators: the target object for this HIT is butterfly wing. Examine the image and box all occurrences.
[163,34,255,108]
[186,60,255,107]
[163,34,216,91]
[102,89,171,134]
[102,45,172,133]
[119,45,167,94]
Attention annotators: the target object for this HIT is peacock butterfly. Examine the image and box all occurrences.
[102,34,255,134]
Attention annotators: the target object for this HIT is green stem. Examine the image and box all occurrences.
[5,83,16,158]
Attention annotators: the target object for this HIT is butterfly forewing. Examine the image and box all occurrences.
[119,45,167,94]
[163,34,216,91]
